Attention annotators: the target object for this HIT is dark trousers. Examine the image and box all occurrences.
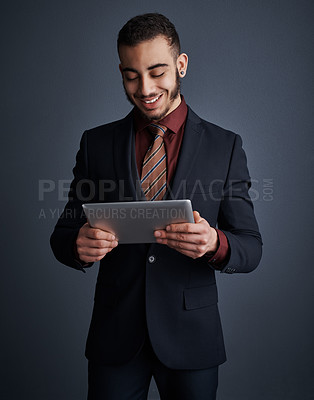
[88,338,218,400]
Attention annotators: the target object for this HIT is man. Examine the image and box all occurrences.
[51,13,262,400]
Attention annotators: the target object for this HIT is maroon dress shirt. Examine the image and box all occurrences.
[134,96,230,269]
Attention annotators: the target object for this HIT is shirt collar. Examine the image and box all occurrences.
[134,95,188,134]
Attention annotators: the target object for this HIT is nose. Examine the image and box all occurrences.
[139,75,155,97]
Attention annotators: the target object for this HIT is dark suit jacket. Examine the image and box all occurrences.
[50,106,262,369]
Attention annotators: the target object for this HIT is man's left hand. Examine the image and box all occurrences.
[154,211,218,259]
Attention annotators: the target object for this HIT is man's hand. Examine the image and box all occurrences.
[154,211,218,259]
[76,223,118,263]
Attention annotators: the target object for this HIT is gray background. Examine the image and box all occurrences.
[1,0,314,399]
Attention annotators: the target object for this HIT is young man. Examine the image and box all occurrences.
[51,13,262,400]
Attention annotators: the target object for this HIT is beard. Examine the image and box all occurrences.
[123,70,181,122]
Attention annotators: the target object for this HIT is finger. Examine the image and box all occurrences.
[84,239,119,249]
[78,246,109,257]
[154,229,166,238]
[157,237,208,253]
[193,210,202,223]
[77,233,118,248]
[193,211,209,226]
[165,223,198,234]
[86,228,116,241]
[155,224,208,239]
[78,241,118,259]
[79,254,106,263]
[166,221,208,234]
[159,231,207,245]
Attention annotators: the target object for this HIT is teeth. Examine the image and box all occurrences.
[144,95,161,104]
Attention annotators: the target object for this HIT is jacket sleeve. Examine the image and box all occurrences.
[217,134,263,273]
[50,131,93,271]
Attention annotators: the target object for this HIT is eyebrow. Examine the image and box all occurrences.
[122,63,169,73]
[147,63,168,71]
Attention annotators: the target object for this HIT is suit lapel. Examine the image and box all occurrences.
[167,107,204,199]
[113,107,204,201]
[113,110,139,201]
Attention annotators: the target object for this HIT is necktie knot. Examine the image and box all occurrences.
[148,123,167,138]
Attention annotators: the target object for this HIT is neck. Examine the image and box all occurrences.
[151,94,182,122]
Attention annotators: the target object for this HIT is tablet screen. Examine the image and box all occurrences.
[82,200,194,244]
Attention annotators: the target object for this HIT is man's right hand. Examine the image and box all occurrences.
[75,223,118,264]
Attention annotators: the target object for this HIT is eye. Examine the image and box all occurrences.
[152,72,165,78]
[124,73,138,81]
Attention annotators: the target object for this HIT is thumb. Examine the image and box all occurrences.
[193,210,202,223]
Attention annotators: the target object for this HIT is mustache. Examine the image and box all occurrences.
[135,93,161,100]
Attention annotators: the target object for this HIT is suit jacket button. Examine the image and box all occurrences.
[148,255,156,263]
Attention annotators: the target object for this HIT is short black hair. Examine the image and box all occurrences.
[117,13,181,59]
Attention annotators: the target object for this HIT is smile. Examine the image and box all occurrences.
[142,94,163,104]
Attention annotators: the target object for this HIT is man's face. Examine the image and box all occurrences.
[119,36,187,121]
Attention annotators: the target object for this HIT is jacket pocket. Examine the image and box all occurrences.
[184,284,218,310]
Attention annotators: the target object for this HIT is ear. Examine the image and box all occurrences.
[177,53,188,77]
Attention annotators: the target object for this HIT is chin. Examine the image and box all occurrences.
[141,108,169,122]
[138,99,175,122]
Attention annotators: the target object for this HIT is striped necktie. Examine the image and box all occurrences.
[141,123,167,201]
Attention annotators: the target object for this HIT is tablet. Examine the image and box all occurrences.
[82,200,194,244]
